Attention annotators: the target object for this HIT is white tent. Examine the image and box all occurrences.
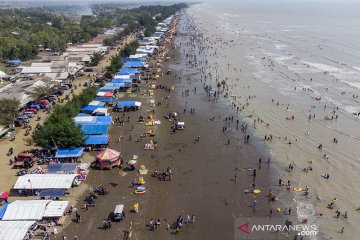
[43,201,69,217]
[13,174,77,190]
[2,200,50,220]
[0,221,36,240]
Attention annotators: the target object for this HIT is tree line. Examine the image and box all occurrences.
[0,3,186,62]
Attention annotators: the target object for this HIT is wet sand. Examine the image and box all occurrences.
[60,13,291,240]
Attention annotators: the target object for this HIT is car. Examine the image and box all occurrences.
[17,116,29,123]
[23,112,35,118]
[47,95,58,100]
[60,84,70,90]
[25,108,38,114]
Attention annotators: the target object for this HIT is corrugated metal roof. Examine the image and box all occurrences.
[21,67,52,74]
[43,201,69,217]
[2,200,50,220]
[13,174,77,190]
[0,221,36,240]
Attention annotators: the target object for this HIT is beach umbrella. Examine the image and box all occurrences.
[128,160,137,165]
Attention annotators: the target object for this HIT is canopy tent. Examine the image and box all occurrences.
[81,124,109,135]
[116,101,141,107]
[43,201,69,217]
[2,200,50,220]
[55,148,84,158]
[81,105,106,112]
[74,116,112,124]
[13,174,77,190]
[0,192,10,200]
[0,203,10,219]
[105,82,125,87]
[88,101,106,107]
[112,74,131,79]
[84,135,109,145]
[96,148,120,161]
[122,57,143,62]
[96,148,121,170]
[0,221,36,240]
[46,163,79,174]
[112,78,132,83]
[96,92,113,97]
[38,189,65,198]
[116,68,140,75]
[93,97,117,103]
[123,61,144,68]
[98,87,118,92]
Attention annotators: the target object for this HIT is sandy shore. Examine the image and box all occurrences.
[59,13,292,240]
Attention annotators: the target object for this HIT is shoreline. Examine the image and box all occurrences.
[61,11,292,240]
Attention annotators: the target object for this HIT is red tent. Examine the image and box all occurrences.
[96,149,121,170]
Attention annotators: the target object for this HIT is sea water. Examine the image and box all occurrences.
[186,0,360,239]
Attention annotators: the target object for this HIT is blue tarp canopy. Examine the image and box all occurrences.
[108,82,126,87]
[112,78,132,83]
[75,116,112,124]
[0,202,10,219]
[39,189,65,198]
[46,163,79,174]
[89,102,106,107]
[123,61,144,68]
[7,59,21,65]
[93,97,117,103]
[84,135,109,145]
[77,113,91,116]
[117,101,136,107]
[98,87,117,92]
[105,83,125,87]
[122,57,142,62]
[116,68,140,75]
[55,148,84,158]
[81,105,106,112]
[81,124,109,135]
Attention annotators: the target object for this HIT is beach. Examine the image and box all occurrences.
[59,12,282,240]
[3,1,358,239]
[181,1,360,239]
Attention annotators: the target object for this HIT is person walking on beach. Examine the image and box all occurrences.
[75,212,80,223]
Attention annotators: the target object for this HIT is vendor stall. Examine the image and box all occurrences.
[96,148,121,170]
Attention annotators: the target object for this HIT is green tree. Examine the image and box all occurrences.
[0,98,20,125]
[90,52,103,66]
[29,79,59,100]
[32,116,85,148]
[103,38,114,47]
